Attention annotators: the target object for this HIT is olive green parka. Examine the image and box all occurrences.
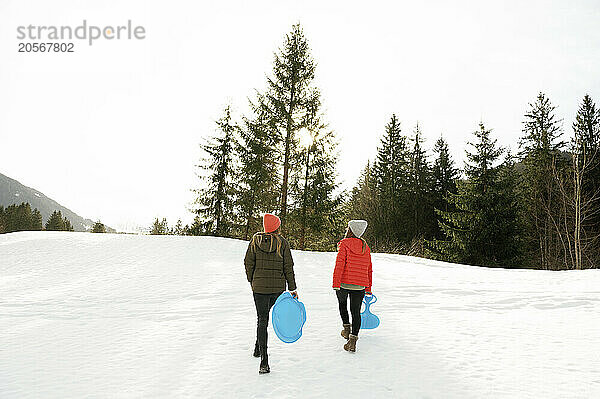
[244,233,297,294]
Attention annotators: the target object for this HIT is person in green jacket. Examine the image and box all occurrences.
[245,213,298,375]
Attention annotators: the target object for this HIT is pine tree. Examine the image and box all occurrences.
[407,123,435,240]
[288,126,341,250]
[173,219,184,235]
[519,92,566,269]
[45,210,66,231]
[569,95,600,268]
[150,217,169,235]
[19,203,31,231]
[30,208,43,230]
[64,217,74,232]
[194,106,238,237]
[8,203,30,232]
[20,203,32,231]
[1,205,15,233]
[372,114,410,246]
[150,218,160,235]
[2,205,15,232]
[494,151,524,264]
[348,162,378,246]
[429,123,521,267]
[186,216,204,236]
[432,135,459,238]
[236,101,279,239]
[572,95,600,229]
[260,23,320,230]
[92,221,106,233]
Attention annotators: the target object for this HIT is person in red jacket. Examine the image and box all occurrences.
[332,219,372,352]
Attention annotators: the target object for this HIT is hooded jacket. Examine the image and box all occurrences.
[245,233,297,294]
[332,237,372,292]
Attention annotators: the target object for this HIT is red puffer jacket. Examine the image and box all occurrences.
[332,237,372,292]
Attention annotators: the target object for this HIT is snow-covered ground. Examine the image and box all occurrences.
[1,232,600,398]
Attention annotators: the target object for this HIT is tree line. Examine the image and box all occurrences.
[0,203,74,233]
[350,93,599,270]
[149,217,186,235]
[192,24,599,270]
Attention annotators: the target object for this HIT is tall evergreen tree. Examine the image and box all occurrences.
[186,216,204,236]
[150,217,169,235]
[288,127,341,250]
[428,123,521,267]
[495,151,524,264]
[173,219,184,235]
[572,94,600,230]
[432,135,459,238]
[236,100,279,239]
[259,23,320,229]
[64,218,74,232]
[92,221,106,233]
[407,123,435,239]
[519,92,566,269]
[569,95,600,268]
[45,210,66,231]
[194,105,238,237]
[372,114,410,245]
[348,161,378,246]
[19,203,33,231]
[31,208,43,230]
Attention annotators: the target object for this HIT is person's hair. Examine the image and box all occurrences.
[251,228,283,258]
[344,227,368,254]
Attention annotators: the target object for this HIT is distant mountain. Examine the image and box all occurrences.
[0,172,112,232]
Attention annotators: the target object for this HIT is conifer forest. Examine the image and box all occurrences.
[192,24,600,270]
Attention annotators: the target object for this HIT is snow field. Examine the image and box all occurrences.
[1,232,600,398]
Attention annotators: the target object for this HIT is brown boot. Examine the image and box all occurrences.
[341,324,351,340]
[344,334,358,352]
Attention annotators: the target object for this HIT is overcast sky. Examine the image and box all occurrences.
[1,0,599,231]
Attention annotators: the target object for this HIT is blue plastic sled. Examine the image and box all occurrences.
[271,292,307,343]
[360,294,380,330]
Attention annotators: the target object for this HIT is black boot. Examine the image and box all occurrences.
[253,340,260,358]
[259,354,270,374]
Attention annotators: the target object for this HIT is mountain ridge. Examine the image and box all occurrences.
[0,172,110,232]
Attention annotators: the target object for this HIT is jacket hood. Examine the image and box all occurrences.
[254,233,281,253]
[340,237,368,255]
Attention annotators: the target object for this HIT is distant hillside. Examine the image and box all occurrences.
[0,172,112,232]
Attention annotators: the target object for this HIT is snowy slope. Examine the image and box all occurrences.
[1,232,600,398]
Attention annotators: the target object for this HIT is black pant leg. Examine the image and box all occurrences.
[336,288,350,325]
[253,292,283,358]
[253,293,270,356]
[264,292,282,349]
[268,292,281,308]
[349,289,365,336]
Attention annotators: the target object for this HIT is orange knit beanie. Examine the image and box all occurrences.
[263,213,281,233]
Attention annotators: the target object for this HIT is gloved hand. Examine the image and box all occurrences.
[291,291,298,299]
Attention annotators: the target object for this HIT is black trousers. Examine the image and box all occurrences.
[336,288,365,336]
[253,292,282,359]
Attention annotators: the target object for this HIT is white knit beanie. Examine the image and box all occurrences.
[348,220,368,238]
